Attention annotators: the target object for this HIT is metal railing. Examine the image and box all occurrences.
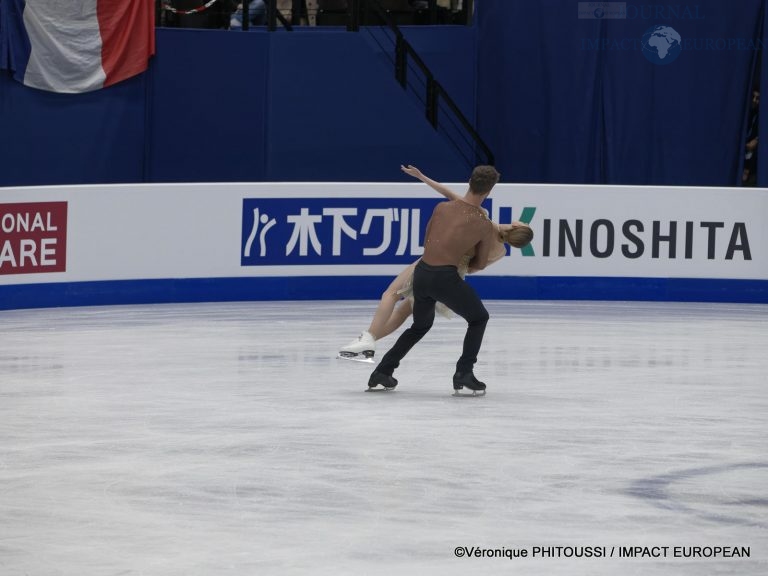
[355,0,494,167]
[157,0,492,167]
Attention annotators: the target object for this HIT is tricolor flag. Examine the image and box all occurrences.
[0,0,155,93]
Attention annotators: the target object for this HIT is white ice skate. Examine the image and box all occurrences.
[337,331,376,363]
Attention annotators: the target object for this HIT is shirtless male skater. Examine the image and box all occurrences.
[367,165,500,396]
[338,165,533,363]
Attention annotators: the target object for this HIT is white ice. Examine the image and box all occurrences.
[0,300,766,576]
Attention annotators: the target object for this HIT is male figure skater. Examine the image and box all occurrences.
[367,165,500,395]
[339,165,533,363]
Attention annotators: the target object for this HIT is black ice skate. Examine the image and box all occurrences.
[452,371,486,397]
[366,370,398,392]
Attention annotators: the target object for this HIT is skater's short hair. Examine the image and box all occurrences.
[501,223,534,248]
[469,165,500,196]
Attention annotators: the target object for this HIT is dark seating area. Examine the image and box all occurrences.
[159,0,237,28]
[323,0,472,26]
[316,0,349,26]
[317,0,431,26]
[158,0,473,29]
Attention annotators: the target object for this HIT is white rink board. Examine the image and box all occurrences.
[0,182,765,287]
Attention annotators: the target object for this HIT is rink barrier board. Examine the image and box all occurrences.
[1,276,767,311]
[1,182,766,309]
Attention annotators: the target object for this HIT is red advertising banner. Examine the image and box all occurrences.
[0,202,68,275]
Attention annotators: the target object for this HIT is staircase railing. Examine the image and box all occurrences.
[158,0,492,167]
[353,0,494,167]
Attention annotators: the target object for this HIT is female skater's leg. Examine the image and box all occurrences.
[377,299,413,340]
[338,262,417,359]
[367,262,416,338]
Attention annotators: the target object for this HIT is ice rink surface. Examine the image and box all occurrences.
[1,299,766,576]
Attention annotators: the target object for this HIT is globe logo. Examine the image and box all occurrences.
[594,8,605,18]
[641,25,682,65]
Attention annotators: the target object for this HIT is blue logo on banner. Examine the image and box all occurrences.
[241,198,493,266]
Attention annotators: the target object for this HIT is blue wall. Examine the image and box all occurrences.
[476,0,767,187]
[2,3,766,188]
[0,26,477,187]
[0,72,148,185]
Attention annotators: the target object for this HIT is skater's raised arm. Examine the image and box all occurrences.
[401,164,461,201]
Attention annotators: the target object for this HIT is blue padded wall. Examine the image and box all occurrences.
[147,29,270,183]
[0,71,147,186]
[0,26,477,187]
[264,28,473,182]
[476,0,767,187]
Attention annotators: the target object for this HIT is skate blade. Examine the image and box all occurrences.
[365,386,395,392]
[452,389,486,397]
[337,353,375,364]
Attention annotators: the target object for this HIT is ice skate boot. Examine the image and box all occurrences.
[366,370,398,392]
[452,371,486,396]
[338,331,376,363]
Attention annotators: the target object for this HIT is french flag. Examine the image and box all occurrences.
[0,0,155,93]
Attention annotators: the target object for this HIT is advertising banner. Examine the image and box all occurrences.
[0,183,765,306]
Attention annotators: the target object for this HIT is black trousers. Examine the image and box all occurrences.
[376,260,489,376]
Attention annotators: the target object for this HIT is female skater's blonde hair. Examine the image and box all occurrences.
[501,223,534,248]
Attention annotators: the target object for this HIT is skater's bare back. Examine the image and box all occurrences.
[422,200,495,271]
